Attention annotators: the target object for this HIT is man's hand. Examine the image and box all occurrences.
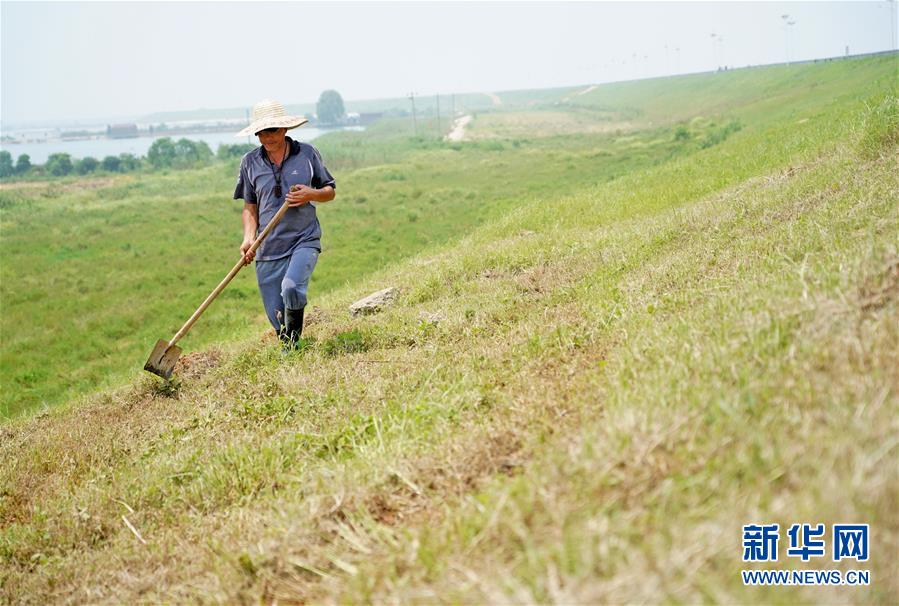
[286,184,314,207]
[240,239,255,265]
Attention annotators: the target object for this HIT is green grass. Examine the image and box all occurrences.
[464,54,898,141]
[1,111,705,418]
[1,54,897,603]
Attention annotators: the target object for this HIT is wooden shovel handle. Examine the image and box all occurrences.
[167,200,292,347]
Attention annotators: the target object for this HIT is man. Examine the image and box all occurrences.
[233,99,336,347]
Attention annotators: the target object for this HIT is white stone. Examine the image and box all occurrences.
[349,287,398,317]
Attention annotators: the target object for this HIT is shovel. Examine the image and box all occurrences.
[144,198,292,379]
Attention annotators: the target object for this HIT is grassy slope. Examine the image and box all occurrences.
[1,55,897,603]
[1,108,690,418]
[468,56,897,139]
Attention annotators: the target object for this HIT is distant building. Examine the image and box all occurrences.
[107,123,139,139]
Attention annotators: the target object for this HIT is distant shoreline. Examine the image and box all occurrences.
[0,126,362,164]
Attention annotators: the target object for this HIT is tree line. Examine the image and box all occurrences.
[0,138,255,180]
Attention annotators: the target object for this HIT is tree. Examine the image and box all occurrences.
[0,151,13,178]
[194,141,214,164]
[217,143,255,160]
[173,138,212,168]
[148,137,212,169]
[102,155,121,172]
[147,137,176,168]
[76,157,99,174]
[118,153,140,172]
[316,90,346,126]
[46,153,73,176]
[15,154,31,175]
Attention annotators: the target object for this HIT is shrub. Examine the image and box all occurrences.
[700,120,742,149]
[674,124,691,141]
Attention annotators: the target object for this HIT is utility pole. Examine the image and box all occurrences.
[710,33,718,71]
[781,14,796,64]
[891,0,898,51]
[408,92,418,136]
[436,93,441,134]
[787,19,796,63]
[781,14,789,62]
[787,20,796,63]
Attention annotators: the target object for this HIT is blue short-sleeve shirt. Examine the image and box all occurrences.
[233,137,336,261]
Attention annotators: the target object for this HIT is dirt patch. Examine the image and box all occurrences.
[358,429,524,530]
[515,263,561,295]
[0,177,121,193]
[479,268,510,280]
[365,493,407,526]
[0,181,47,191]
[485,92,502,106]
[467,110,633,140]
[859,254,899,312]
[445,115,472,142]
[174,349,223,380]
[303,305,330,328]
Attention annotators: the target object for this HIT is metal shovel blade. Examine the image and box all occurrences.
[144,339,182,379]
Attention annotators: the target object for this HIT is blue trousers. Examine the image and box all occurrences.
[255,247,319,331]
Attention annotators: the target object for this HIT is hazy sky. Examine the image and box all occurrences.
[2,1,896,126]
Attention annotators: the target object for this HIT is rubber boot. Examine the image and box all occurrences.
[281,307,305,350]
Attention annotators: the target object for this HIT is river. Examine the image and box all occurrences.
[0,126,358,164]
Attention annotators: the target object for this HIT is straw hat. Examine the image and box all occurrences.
[236,99,308,137]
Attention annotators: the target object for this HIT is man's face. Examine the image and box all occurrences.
[257,127,288,151]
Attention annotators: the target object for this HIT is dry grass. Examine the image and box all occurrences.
[466,110,633,140]
[0,176,125,192]
[333,154,897,605]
